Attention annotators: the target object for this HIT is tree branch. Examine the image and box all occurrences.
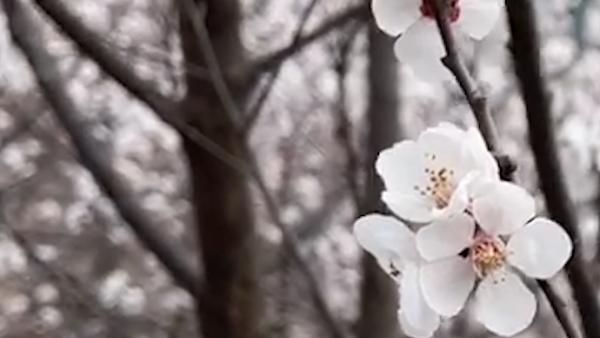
[245,149,349,338]
[431,0,499,152]
[242,0,322,132]
[7,0,201,300]
[431,1,581,337]
[249,4,369,77]
[31,0,177,123]
[505,1,600,337]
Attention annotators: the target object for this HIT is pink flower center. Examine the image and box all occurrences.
[420,0,461,22]
[470,234,506,278]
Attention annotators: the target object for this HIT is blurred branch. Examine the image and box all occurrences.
[505,1,600,338]
[7,0,202,301]
[177,0,241,126]
[431,0,581,337]
[31,0,176,120]
[249,4,369,77]
[31,0,253,178]
[332,27,362,212]
[242,0,321,132]
[246,149,349,338]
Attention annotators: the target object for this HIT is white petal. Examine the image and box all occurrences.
[473,181,536,236]
[376,141,428,193]
[444,176,471,215]
[372,0,422,36]
[507,218,573,279]
[420,256,475,317]
[457,0,502,40]
[400,265,440,338]
[416,213,474,261]
[399,310,438,338]
[418,126,466,179]
[394,19,451,82]
[382,191,435,223]
[474,271,537,336]
[461,127,499,179]
[353,214,419,276]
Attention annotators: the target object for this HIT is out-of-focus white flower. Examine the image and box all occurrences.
[416,180,573,336]
[376,122,498,223]
[353,214,440,338]
[371,0,502,81]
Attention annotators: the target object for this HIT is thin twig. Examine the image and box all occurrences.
[250,4,369,77]
[431,1,581,337]
[245,149,349,338]
[431,0,499,152]
[505,1,600,337]
[242,0,321,132]
[332,28,362,212]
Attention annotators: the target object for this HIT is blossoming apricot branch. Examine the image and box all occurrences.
[353,123,573,337]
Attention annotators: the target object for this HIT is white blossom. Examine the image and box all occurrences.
[371,0,502,80]
[376,122,498,223]
[416,179,573,336]
[354,214,440,338]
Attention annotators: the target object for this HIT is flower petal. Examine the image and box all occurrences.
[457,0,502,40]
[382,191,435,223]
[507,218,573,279]
[353,214,419,276]
[400,265,441,338]
[420,256,475,317]
[416,213,475,261]
[376,140,428,194]
[472,181,536,236]
[394,18,451,81]
[372,0,422,36]
[461,127,499,179]
[399,310,437,338]
[418,125,466,179]
[474,271,537,336]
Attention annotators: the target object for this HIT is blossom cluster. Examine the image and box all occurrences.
[372,0,504,81]
[353,123,573,337]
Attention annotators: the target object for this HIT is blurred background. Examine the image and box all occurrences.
[0,0,598,337]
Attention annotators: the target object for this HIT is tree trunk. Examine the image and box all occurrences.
[179,2,261,338]
[357,22,403,338]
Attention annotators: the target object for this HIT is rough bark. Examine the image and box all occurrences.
[357,23,402,338]
[179,1,261,338]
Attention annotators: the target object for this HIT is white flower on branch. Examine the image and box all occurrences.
[376,122,498,223]
[354,214,440,338]
[371,0,502,80]
[416,179,573,336]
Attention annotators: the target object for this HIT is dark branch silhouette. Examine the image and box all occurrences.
[505,1,600,337]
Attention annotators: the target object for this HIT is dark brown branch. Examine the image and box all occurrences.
[7,0,201,300]
[250,4,369,77]
[505,1,600,337]
[431,0,499,152]
[431,1,581,337]
[177,0,241,126]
